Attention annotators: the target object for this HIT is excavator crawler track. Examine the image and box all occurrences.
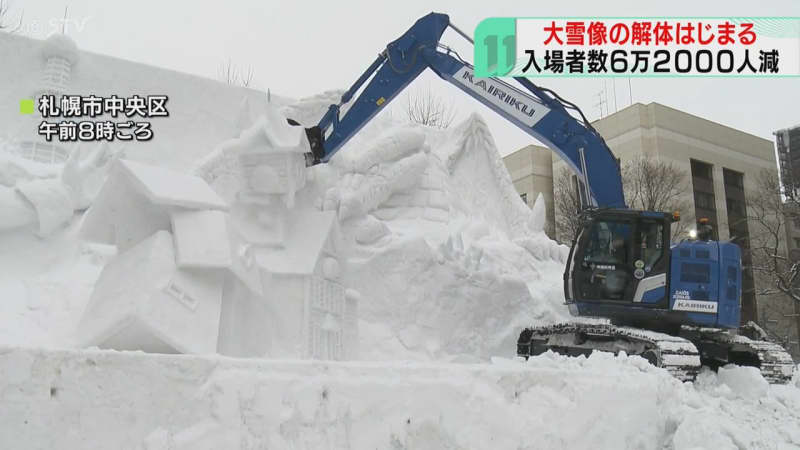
[518,322,701,382]
[519,322,796,384]
[680,326,796,384]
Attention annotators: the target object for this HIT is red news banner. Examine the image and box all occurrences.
[504,18,800,76]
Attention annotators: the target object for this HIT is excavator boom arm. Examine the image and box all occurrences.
[303,12,625,209]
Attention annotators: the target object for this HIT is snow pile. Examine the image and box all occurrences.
[715,364,770,400]
[295,108,570,360]
[1,346,798,449]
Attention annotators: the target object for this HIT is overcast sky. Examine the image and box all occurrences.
[7,0,800,156]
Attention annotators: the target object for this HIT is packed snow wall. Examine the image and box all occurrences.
[1,346,798,449]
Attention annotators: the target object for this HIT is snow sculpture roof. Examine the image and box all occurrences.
[81,159,227,250]
[118,159,227,210]
[233,106,308,156]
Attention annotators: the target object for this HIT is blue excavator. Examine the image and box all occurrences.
[292,13,795,382]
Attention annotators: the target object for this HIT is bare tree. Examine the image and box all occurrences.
[553,167,583,244]
[0,0,23,33]
[406,87,456,129]
[552,155,690,243]
[744,169,800,354]
[217,59,254,87]
[746,170,793,297]
[621,155,692,240]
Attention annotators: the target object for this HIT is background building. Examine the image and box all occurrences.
[777,125,800,257]
[504,102,779,328]
[774,125,800,359]
[776,125,800,198]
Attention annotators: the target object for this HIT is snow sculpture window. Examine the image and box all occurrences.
[306,276,348,360]
[15,141,69,164]
[41,56,72,95]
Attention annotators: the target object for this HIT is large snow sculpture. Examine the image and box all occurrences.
[79,106,359,360]
[0,144,110,236]
[219,107,357,360]
[77,160,250,354]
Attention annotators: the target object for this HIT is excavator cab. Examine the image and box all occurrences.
[565,210,674,328]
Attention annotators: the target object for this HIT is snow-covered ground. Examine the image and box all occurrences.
[0,91,799,448]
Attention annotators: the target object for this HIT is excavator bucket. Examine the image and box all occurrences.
[286,118,324,166]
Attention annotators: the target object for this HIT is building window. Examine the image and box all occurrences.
[694,191,716,210]
[723,169,744,190]
[726,198,746,216]
[691,159,713,181]
[520,193,528,204]
[794,238,800,248]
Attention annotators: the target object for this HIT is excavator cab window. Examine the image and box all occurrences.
[572,215,671,304]
[583,221,632,266]
[574,220,634,301]
[639,221,665,270]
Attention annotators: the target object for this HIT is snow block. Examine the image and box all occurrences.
[81,159,227,251]
[717,364,769,400]
[77,230,223,354]
[171,210,231,269]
